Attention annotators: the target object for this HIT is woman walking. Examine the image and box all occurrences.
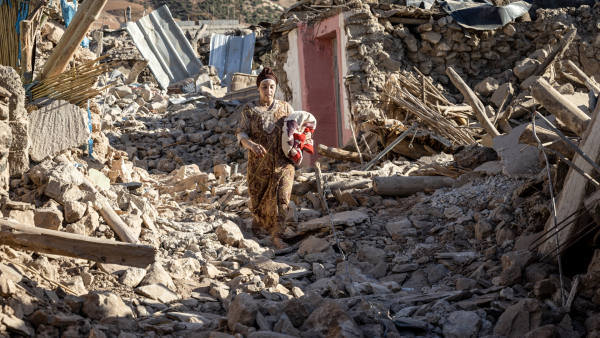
[236,67,295,249]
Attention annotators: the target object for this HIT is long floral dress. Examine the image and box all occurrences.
[236,100,295,237]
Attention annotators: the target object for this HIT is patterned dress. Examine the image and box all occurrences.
[236,100,295,237]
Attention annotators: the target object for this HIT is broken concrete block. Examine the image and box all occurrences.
[82,292,134,320]
[88,169,110,191]
[490,82,514,108]
[28,100,90,162]
[34,207,64,230]
[65,201,86,223]
[513,58,541,81]
[214,164,231,179]
[474,77,499,97]
[215,220,243,246]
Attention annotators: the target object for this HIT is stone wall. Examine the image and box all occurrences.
[273,3,600,122]
[0,66,29,180]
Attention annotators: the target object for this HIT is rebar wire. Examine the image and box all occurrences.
[532,109,566,306]
[542,221,600,265]
[320,175,389,338]
[528,207,587,251]
[540,219,598,263]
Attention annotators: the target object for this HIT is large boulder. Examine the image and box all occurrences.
[443,311,481,338]
[300,299,363,338]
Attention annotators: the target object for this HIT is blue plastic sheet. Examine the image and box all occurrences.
[61,0,90,48]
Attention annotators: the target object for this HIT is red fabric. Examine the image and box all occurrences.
[293,133,306,142]
[291,151,301,162]
[302,143,314,154]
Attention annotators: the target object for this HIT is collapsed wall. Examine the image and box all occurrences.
[272,3,600,123]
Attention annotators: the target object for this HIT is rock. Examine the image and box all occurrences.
[82,292,134,320]
[135,284,179,303]
[520,75,541,90]
[533,279,556,297]
[475,219,493,240]
[428,264,449,284]
[386,219,415,238]
[64,201,86,223]
[214,164,231,179]
[357,245,387,266]
[248,333,298,338]
[443,311,481,338]
[1,313,30,336]
[514,58,541,81]
[140,262,176,291]
[496,228,516,245]
[157,159,175,172]
[215,220,243,246]
[284,298,312,327]
[28,100,90,162]
[298,236,330,256]
[491,83,514,107]
[500,264,522,286]
[455,278,478,291]
[0,275,16,297]
[262,271,279,288]
[112,86,133,98]
[421,31,442,44]
[493,298,542,338]
[64,294,84,313]
[392,317,428,330]
[501,250,535,270]
[453,145,498,169]
[46,25,64,44]
[393,264,419,273]
[296,210,369,233]
[120,267,146,288]
[34,207,64,230]
[227,293,257,331]
[88,169,110,190]
[523,325,559,338]
[474,77,499,97]
[62,276,87,296]
[300,299,363,337]
[367,262,388,279]
[169,257,201,278]
[119,213,142,239]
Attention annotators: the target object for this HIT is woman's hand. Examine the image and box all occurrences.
[250,143,267,157]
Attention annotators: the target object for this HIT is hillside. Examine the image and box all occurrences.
[122,0,288,25]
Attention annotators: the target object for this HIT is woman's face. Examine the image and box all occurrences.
[258,79,276,102]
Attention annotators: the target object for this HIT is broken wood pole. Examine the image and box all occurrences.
[314,162,328,210]
[531,78,590,136]
[539,93,600,259]
[373,176,455,197]
[41,0,109,79]
[19,20,33,82]
[532,28,577,78]
[446,67,501,138]
[317,144,372,163]
[563,60,600,94]
[362,123,418,171]
[519,125,576,160]
[0,219,155,268]
[349,123,363,164]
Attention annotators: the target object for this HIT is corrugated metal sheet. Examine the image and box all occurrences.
[209,33,255,87]
[126,5,203,90]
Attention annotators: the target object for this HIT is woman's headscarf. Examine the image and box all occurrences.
[256,67,278,87]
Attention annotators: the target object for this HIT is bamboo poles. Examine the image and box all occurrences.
[0,0,20,69]
[383,74,476,146]
[30,55,117,107]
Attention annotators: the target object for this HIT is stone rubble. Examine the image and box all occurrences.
[1,1,600,338]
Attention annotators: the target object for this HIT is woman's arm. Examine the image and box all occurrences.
[240,137,266,157]
[236,109,266,157]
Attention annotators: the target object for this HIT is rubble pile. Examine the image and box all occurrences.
[3,0,600,338]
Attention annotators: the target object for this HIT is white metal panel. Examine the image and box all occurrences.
[208,33,255,87]
[126,5,203,90]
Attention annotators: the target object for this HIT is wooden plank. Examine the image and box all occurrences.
[539,96,600,258]
[317,144,373,163]
[0,219,155,268]
[446,67,500,138]
[531,78,590,136]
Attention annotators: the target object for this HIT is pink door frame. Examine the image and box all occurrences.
[296,15,351,166]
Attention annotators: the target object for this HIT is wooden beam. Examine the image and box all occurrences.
[41,0,109,79]
[563,60,600,94]
[388,17,429,25]
[532,28,577,78]
[0,219,155,268]
[373,176,455,197]
[19,20,33,82]
[539,94,600,258]
[317,144,373,163]
[519,125,576,160]
[446,67,501,138]
[531,78,590,136]
[191,24,207,57]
